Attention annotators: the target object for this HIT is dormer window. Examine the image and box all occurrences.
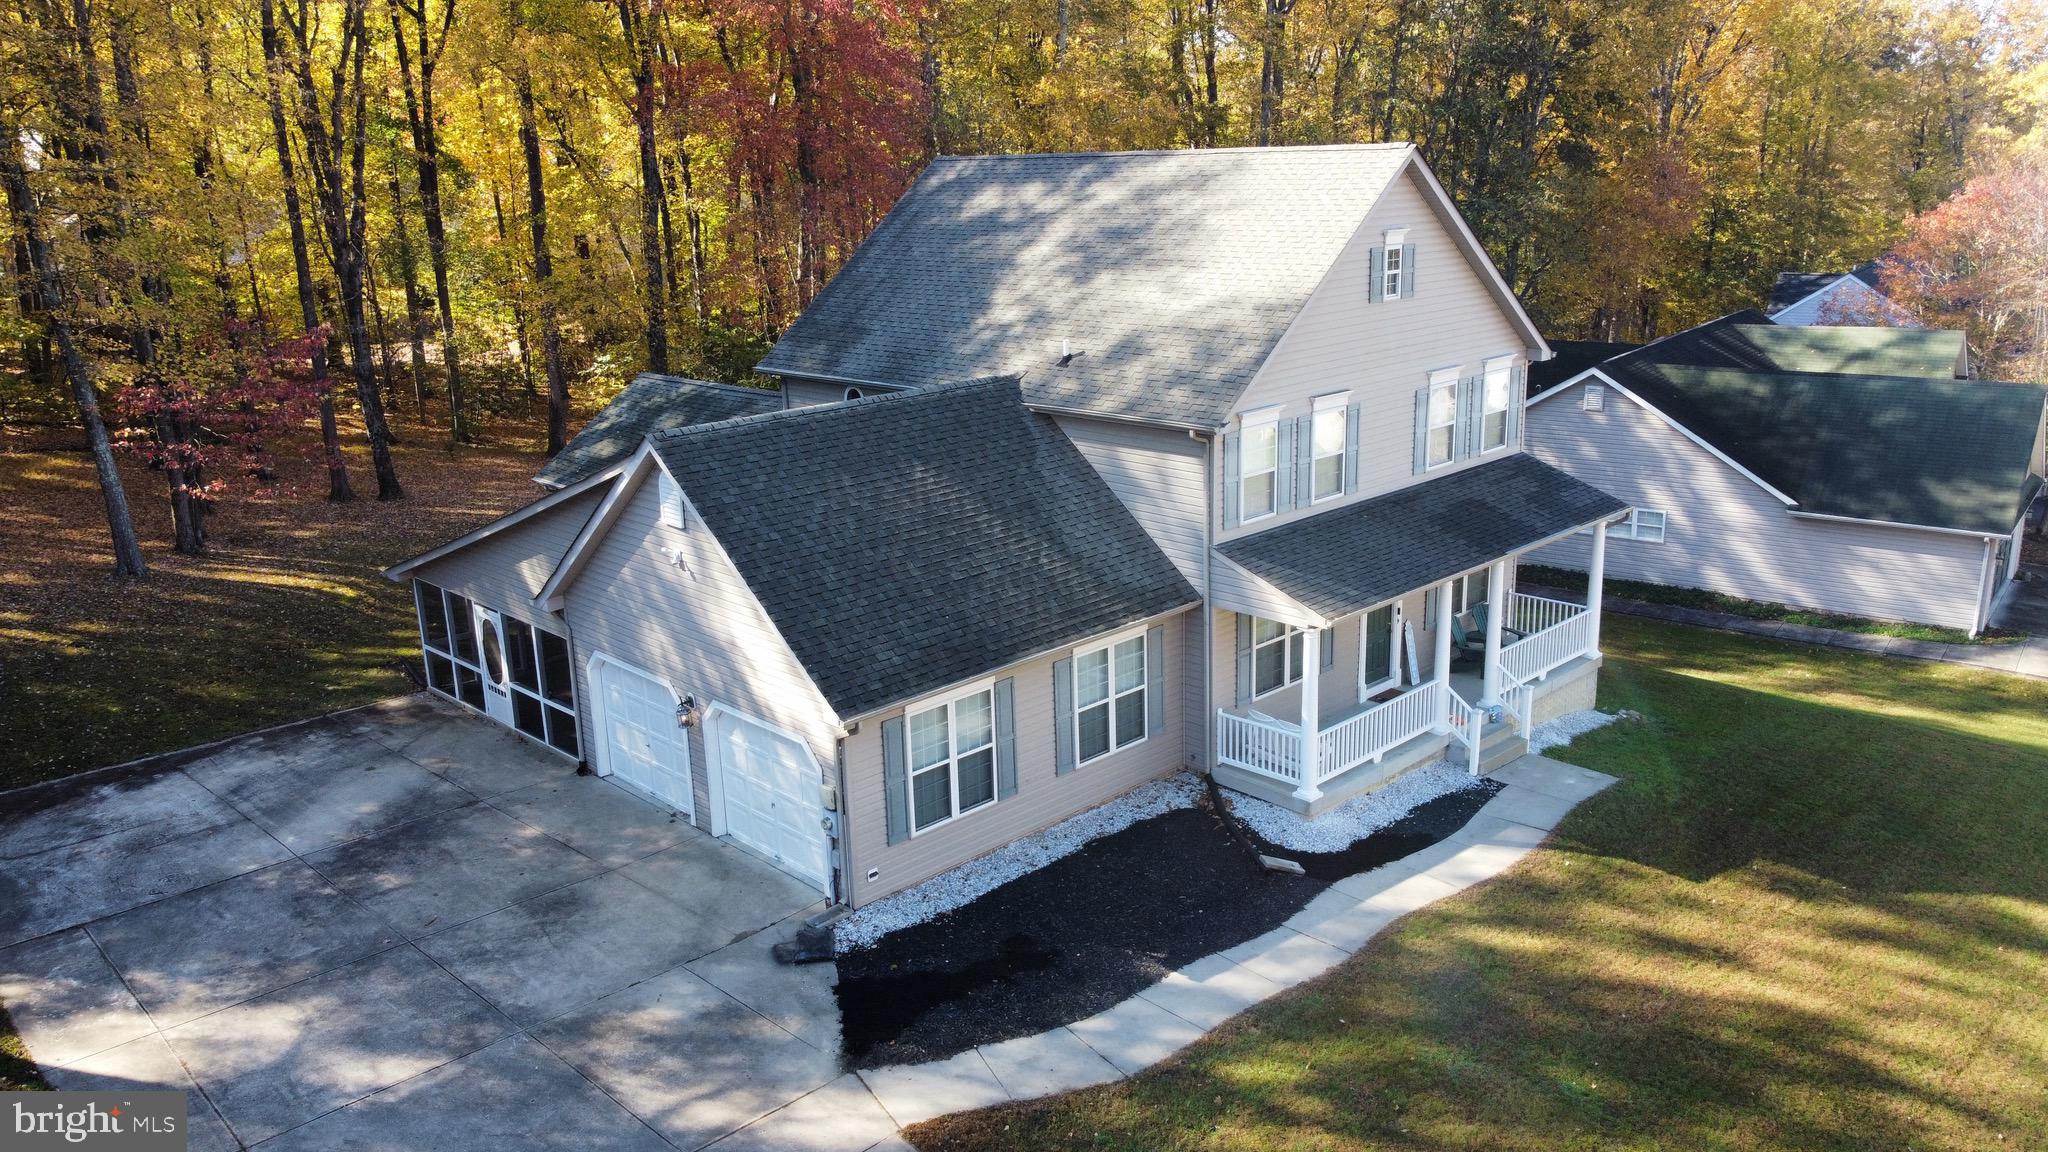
[1239,408,1281,521]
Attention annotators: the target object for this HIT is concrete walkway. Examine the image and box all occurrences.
[1528,580,2048,682]
[848,754,1619,1132]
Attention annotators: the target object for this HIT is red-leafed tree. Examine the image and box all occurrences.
[668,0,930,333]
[1883,156,2048,383]
[114,327,329,554]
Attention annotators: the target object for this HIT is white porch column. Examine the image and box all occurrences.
[1433,579,1455,733]
[1480,559,1507,706]
[1295,627,1322,803]
[1587,520,1609,658]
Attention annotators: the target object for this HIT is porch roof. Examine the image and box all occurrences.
[1217,453,1627,622]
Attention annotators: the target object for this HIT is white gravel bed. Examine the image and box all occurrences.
[834,772,1207,952]
[1224,760,1485,854]
[1528,709,1619,754]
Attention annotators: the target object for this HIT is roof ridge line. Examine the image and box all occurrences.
[649,374,1020,444]
[927,143,1414,163]
[635,372,783,398]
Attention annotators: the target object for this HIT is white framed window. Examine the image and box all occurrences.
[1481,357,1514,452]
[1073,628,1147,764]
[413,580,578,757]
[1426,370,1457,468]
[1310,393,1348,502]
[1615,508,1667,542]
[1250,616,1305,698]
[906,683,998,834]
[1239,408,1281,521]
[1582,384,1605,412]
[657,469,684,529]
[1383,228,1408,300]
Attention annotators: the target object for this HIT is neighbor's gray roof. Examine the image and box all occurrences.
[1528,340,1638,396]
[534,374,780,488]
[756,145,1432,429]
[651,377,1199,718]
[1767,263,1883,313]
[1218,454,1627,621]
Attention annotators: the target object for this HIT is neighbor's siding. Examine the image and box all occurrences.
[410,488,606,630]
[1771,277,1919,328]
[1220,167,1535,545]
[1523,379,1988,630]
[780,376,852,408]
[560,473,841,829]
[1054,414,1208,586]
[841,608,1193,908]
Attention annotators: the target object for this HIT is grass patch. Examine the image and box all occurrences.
[0,416,545,790]
[1520,562,2019,645]
[909,615,2048,1152]
[0,1002,49,1091]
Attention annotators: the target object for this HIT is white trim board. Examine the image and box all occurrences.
[382,460,624,581]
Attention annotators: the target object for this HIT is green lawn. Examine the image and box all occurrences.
[911,616,2048,1151]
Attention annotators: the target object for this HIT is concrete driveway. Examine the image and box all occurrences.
[0,696,902,1151]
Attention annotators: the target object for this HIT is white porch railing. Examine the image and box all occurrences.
[1318,680,1446,781]
[1502,593,1596,684]
[1216,710,1306,784]
[1446,690,1485,774]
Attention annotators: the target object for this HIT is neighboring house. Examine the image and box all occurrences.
[1524,312,2047,635]
[1768,262,1920,328]
[387,144,1628,910]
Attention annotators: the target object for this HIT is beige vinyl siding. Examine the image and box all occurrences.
[1208,593,1436,732]
[410,488,605,630]
[780,376,853,408]
[1054,414,1209,586]
[1218,168,1534,544]
[1181,609,1207,767]
[1524,379,1989,631]
[841,608,1192,908]
[1212,556,1319,627]
[559,473,841,831]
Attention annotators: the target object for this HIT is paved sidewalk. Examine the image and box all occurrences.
[852,754,1619,1131]
[1527,581,2048,682]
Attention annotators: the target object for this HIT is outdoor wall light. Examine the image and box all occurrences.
[676,696,700,728]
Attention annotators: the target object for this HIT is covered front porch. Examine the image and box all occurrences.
[1211,453,1627,813]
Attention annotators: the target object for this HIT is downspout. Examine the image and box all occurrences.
[1194,426,1216,773]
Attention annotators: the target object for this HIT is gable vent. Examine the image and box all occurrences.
[1582,384,1605,412]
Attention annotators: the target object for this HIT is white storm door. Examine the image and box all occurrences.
[715,712,830,891]
[596,659,693,814]
[472,607,517,726]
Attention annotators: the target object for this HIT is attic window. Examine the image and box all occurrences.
[1582,384,1605,412]
[657,469,684,529]
[1383,229,1408,300]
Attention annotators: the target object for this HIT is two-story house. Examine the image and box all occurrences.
[385,145,1626,911]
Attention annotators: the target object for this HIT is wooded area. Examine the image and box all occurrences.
[2,0,2045,575]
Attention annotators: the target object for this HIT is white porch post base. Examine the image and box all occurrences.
[1295,626,1322,802]
[1586,521,1609,658]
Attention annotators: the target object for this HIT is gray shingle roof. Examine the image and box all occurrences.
[1596,312,1965,389]
[651,377,1199,718]
[1627,366,2045,534]
[755,146,1422,429]
[1217,454,1627,621]
[534,374,780,488]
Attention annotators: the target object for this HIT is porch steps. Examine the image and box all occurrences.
[1478,722,1530,775]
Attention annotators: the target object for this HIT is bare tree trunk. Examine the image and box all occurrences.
[387,0,469,442]
[261,0,354,501]
[618,0,669,371]
[4,126,146,578]
[387,161,431,416]
[1256,0,1294,146]
[515,57,571,455]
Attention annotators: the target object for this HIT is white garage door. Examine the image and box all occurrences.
[595,658,693,814]
[712,711,831,892]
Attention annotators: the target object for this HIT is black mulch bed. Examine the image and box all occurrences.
[834,780,1505,1068]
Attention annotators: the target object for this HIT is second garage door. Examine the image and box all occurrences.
[595,657,693,815]
[710,710,831,892]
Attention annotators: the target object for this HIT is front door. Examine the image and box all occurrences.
[472,607,516,726]
[1362,603,1398,693]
